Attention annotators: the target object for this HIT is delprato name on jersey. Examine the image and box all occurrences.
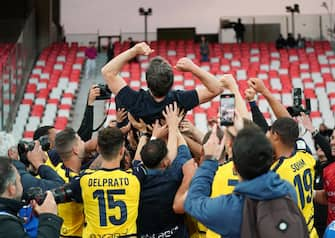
[88,177,130,187]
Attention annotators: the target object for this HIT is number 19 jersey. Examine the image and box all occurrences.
[80,168,140,238]
[271,151,317,238]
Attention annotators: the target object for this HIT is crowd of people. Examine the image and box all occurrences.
[0,41,334,238]
[276,33,306,49]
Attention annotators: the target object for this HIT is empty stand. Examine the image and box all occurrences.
[12,42,86,141]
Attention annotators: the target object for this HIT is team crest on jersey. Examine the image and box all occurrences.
[62,227,68,234]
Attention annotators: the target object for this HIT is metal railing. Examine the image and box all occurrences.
[0,10,37,131]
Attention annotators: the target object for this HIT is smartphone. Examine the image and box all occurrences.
[305,98,311,115]
[293,88,302,107]
[220,93,235,126]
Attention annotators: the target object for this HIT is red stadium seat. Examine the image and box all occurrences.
[14,43,85,140]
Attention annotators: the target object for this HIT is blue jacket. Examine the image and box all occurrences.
[12,160,64,200]
[184,159,297,238]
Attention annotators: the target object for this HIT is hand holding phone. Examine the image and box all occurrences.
[220,94,235,126]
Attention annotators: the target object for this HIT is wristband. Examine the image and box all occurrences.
[139,131,150,138]
[150,136,157,141]
[204,155,217,161]
[249,101,257,107]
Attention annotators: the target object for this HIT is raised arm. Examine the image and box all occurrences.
[134,133,149,161]
[102,42,154,95]
[182,135,203,162]
[184,126,232,234]
[244,87,269,133]
[77,85,100,141]
[220,74,250,119]
[248,77,291,118]
[173,159,198,213]
[175,57,223,104]
[163,102,184,163]
[179,119,204,144]
[133,119,169,161]
[127,113,150,161]
[298,112,333,163]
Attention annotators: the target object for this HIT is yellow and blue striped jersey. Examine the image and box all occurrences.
[206,161,239,238]
[80,168,140,238]
[55,164,84,237]
[271,151,318,238]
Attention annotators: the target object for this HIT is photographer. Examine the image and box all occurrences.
[11,142,64,200]
[32,126,60,168]
[0,157,63,238]
[299,113,332,237]
[245,79,313,152]
[299,113,334,165]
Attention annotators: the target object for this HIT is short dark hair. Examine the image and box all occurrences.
[146,56,174,97]
[33,126,54,140]
[271,117,299,148]
[98,127,124,160]
[232,127,273,180]
[55,127,77,160]
[140,139,168,168]
[0,157,16,195]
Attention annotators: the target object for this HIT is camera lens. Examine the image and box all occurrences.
[51,184,73,204]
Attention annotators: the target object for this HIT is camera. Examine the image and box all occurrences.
[95,84,112,100]
[24,184,73,205]
[287,88,311,117]
[17,135,51,167]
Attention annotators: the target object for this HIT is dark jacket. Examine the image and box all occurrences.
[249,101,269,133]
[12,160,64,200]
[0,197,63,238]
[314,132,334,165]
[77,105,94,142]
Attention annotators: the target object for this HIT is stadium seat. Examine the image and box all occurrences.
[97,40,335,140]
[13,43,85,141]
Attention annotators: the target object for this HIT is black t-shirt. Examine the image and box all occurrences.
[116,86,199,125]
[137,145,191,237]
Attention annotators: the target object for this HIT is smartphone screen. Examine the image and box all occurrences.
[293,88,302,107]
[220,94,235,126]
[305,98,311,114]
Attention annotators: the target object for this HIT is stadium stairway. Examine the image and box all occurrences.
[70,53,106,133]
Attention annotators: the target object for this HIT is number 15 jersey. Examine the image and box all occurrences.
[271,151,317,237]
[80,168,140,238]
